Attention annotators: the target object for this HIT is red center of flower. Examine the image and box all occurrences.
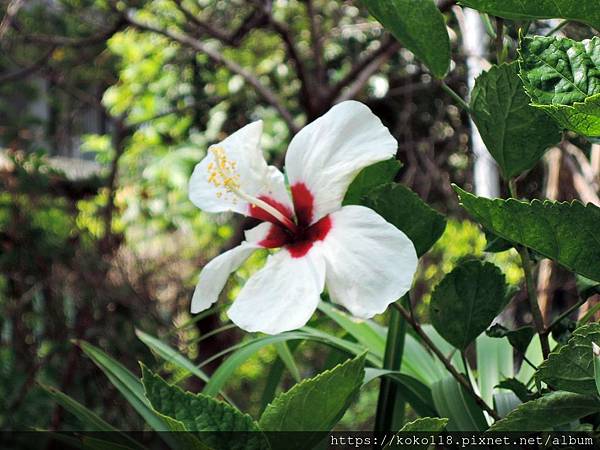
[250,182,332,258]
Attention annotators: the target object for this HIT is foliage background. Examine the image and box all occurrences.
[0,0,598,433]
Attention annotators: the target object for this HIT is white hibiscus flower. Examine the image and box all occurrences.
[189,101,418,334]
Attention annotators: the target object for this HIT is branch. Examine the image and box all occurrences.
[124,12,299,134]
[392,302,500,420]
[173,0,268,47]
[305,0,325,87]
[16,17,126,46]
[327,37,399,103]
[0,45,56,84]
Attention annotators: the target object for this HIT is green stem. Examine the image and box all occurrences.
[509,179,551,360]
[392,303,500,420]
[581,302,600,324]
[374,294,408,431]
[495,17,505,64]
[546,296,588,333]
[440,81,471,113]
[545,20,568,36]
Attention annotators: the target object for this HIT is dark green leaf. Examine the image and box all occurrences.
[459,0,600,31]
[363,369,438,417]
[489,391,600,431]
[141,364,268,450]
[537,323,600,395]
[520,36,600,137]
[495,378,534,403]
[430,260,508,350]
[259,354,365,448]
[343,158,401,205]
[486,324,535,355]
[455,186,600,283]
[384,417,448,450]
[484,229,513,253]
[470,62,561,178]
[364,183,446,257]
[362,0,450,78]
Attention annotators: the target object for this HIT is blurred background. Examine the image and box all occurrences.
[1,0,598,432]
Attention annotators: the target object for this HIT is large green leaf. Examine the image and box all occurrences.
[430,260,508,350]
[364,183,447,257]
[362,0,450,78]
[74,341,170,433]
[141,365,268,450]
[343,158,401,205]
[459,0,600,31]
[470,62,561,178]
[520,36,600,137]
[455,186,600,283]
[431,376,488,431]
[489,391,600,431]
[259,354,365,448]
[476,333,513,411]
[202,330,378,397]
[536,323,600,395]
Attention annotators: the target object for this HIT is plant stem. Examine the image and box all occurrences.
[495,17,504,64]
[440,81,471,113]
[509,179,551,360]
[546,296,588,333]
[375,295,408,431]
[545,20,568,36]
[391,302,500,420]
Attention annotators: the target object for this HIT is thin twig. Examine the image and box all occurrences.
[124,11,299,134]
[440,81,471,112]
[392,302,500,420]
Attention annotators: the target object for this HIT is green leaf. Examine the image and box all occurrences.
[577,275,600,300]
[74,340,170,433]
[470,62,561,178]
[459,0,600,31]
[274,342,301,383]
[362,0,450,78]
[476,333,514,409]
[486,324,535,355]
[203,330,378,397]
[430,260,508,350]
[489,391,600,431]
[431,376,488,431]
[399,417,448,432]
[520,36,600,137]
[363,368,438,417]
[495,378,534,403]
[364,183,447,257]
[259,354,365,447]
[455,186,600,283]
[537,323,600,395]
[384,417,448,450]
[318,301,386,356]
[343,158,401,205]
[593,342,600,397]
[40,384,142,449]
[141,364,268,450]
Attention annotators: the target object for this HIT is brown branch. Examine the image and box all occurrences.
[0,45,56,84]
[124,11,299,133]
[336,40,401,102]
[327,37,399,103]
[305,0,325,87]
[392,302,500,420]
[16,17,126,46]
[173,0,269,47]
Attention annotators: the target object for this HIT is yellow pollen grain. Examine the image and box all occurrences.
[206,146,241,197]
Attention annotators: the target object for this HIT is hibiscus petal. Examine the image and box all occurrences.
[227,248,326,334]
[189,120,293,217]
[285,101,397,225]
[191,223,273,314]
[321,205,418,319]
